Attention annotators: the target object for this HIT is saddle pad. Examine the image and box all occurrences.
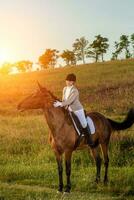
[86,116,95,134]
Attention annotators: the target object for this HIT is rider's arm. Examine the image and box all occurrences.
[61,89,78,107]
[62,87,66,101]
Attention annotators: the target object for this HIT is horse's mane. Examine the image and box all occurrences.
[47,90,60,101]
[47,89,72,125]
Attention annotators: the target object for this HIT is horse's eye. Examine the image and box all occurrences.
[31,93,36,97]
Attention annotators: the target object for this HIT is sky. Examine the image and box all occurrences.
[0,0,134,65]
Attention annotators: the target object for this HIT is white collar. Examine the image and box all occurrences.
[66,85,74,89]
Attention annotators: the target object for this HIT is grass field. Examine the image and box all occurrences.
[0,60,134,199]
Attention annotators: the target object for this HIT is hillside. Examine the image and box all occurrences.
[0,59,134,116]
[0,59,134,199]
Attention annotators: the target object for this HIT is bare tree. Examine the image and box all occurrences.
[73,37,89,64]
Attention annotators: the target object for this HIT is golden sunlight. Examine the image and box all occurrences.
[0,48,13,64]
[0,48,8,63]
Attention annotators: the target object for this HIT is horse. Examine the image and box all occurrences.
[17,83,134,193]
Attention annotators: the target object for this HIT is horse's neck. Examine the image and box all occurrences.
[43,107,65,137]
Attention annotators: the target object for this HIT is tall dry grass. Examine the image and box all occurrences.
[0,59,134,199]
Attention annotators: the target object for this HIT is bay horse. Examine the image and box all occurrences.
[18,83,134,193]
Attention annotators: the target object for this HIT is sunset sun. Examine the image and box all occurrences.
[0,48,16,64]
[0,48,10,64]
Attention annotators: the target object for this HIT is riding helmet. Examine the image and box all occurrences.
[66,73,76,82]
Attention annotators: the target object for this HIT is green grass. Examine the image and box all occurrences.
[0,112,134,199]
[0,60,134,199]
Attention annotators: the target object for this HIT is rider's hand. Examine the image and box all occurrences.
[53,101,63,107]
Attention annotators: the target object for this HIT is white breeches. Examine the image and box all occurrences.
[74,109,87,128]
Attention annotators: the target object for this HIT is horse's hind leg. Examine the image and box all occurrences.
[91,147,102,183]
[64,151,72,193]
[101,143,109,185]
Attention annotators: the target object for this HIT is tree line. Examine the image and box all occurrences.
[0,33,134,74]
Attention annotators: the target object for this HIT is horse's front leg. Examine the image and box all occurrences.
[64,151,72,193]
[55,152,63,192]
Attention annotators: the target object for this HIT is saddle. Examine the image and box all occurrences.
[64,109,96,149]
[64,109,95,136]
[69,111,86,136]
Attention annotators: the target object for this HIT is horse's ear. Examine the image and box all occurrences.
[37,81,44,91]
[37,81,47,92]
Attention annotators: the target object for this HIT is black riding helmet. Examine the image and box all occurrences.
[66,73,76,82]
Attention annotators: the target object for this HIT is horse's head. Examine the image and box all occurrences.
[18,82,56,111]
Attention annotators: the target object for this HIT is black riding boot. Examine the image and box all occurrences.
[83,125,94,147]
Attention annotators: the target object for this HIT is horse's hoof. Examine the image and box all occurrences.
[64,185,71,193]
[95,178,100,184]
[95,180,99,184]
[63,191,70,195]
[57,187,63,193]
[57,190,63,194]
[104,179,108,185]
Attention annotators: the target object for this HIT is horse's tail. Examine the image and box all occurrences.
[107,108,134,131]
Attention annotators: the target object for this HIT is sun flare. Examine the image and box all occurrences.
[0,48,8,63]
[0,48,13,65]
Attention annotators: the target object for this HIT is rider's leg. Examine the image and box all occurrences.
[74,109,94,147]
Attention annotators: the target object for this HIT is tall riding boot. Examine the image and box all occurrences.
[83,125,94,147]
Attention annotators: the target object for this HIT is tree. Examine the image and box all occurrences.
[87,46,101,62]
[99,36,109,61]
[73,37,89,64]
[131,33,134,58]
[38,49,59,69]
[119,35,131,59]
[111,41,122,60]
[15,60,33,72]
[61,50,76,66]
[0,62,12,74]
[88,35,109,62]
